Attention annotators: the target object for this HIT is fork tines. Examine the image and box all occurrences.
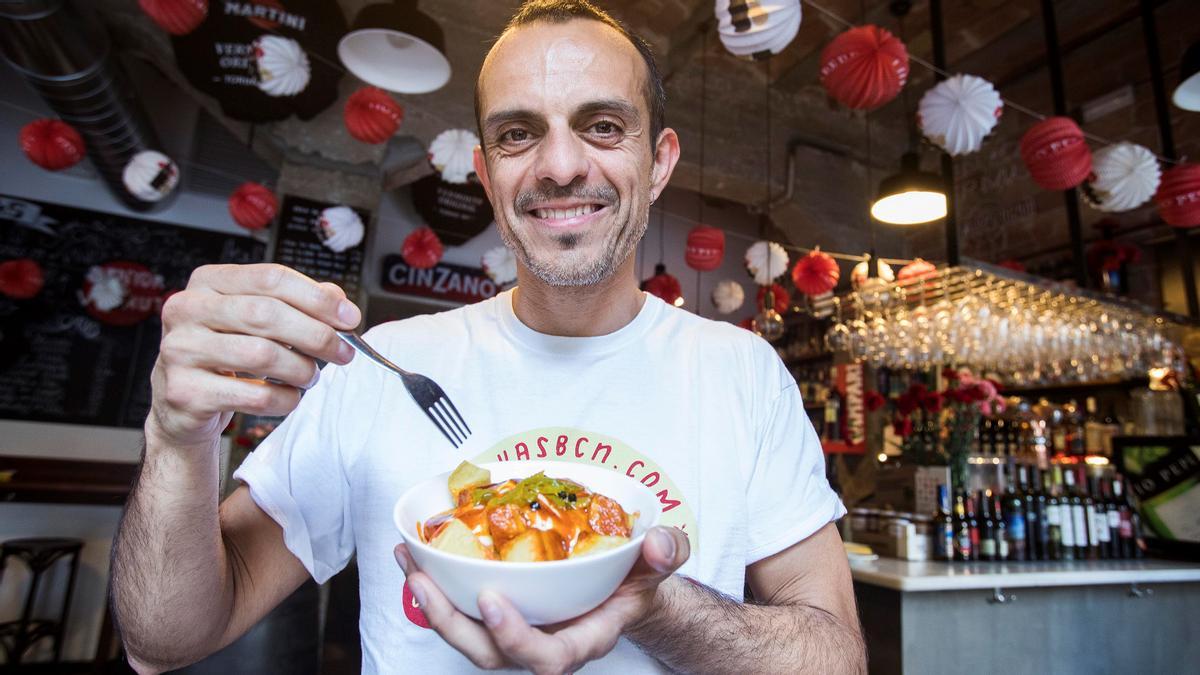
[426,397,471,447]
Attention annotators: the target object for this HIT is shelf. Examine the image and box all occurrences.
[1001,378,1148,396]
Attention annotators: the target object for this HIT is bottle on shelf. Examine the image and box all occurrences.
[1065,466,1090,560]
[1005,419,1020,457]
[1090,475,1112,559]
[1084,397,1105,456]
[965,492,980,561]
[1057,466,1077,561]
[979,490,998,562]
[1102,479,1121,559]
[1113,476,1136,559]
[954,490,974,562]
[993,419,1007,456]
[1079,467,1099,560]
[823,388,841,442]
[1065,400,1086,457]
[933,484,955,562]
[993,491,1009,561]
[1100,406,1121,458]
[1044,468,1063,561]
[1003,460,1028,561]
[1026,465,1045,561]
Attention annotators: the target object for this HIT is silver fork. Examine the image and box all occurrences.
[335,331,471,447]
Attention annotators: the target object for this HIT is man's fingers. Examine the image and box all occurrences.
[481,591,611,675]
[628,527,691,583]
[188,263,361,330]
[179,292,354,366]
[161,369,302,419]
[392,554,508,671]
[162,329,321,389]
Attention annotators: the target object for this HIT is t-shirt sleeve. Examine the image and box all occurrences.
[231,360,364,584]
[743,361,847,566]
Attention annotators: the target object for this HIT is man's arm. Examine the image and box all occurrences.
[626,523,866,674]
[110,263,360,673]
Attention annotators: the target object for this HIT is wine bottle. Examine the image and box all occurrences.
[1090,476,1112,559]
[979,490,998,562]
[1003,460,1027,561]
[1065,467,1090,560]
[954,490,974,562]
[1044,468,1063,561]
[1059,466,1078,561]
[933,484,955,562]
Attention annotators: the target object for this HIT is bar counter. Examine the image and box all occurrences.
[851,557,1200,675]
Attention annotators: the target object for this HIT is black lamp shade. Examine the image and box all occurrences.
[871,152,948,225]
[338,1,451,94]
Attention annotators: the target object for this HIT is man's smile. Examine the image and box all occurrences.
[526,202,610,229]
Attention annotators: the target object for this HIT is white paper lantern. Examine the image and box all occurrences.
[715,0,802,60]
[744,240,789,285]
[429,129,479,184]
[712,279,745,314]
[850,258,894,290]
[1084,143,1161,213]
[917,74,1003,156]
[482,244,518,286]
[83,265,127,312]
[316,206,364,253]
[254,35,311,97]
[122,150,179,202]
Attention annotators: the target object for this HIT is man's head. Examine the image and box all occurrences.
[472,0,680,288]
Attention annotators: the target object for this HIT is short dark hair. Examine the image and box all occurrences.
[474,0,666,154]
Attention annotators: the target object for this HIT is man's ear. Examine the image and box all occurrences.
[473,145,492,200]
[649,128,680,203]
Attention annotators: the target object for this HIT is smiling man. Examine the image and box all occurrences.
[111,1,864,674]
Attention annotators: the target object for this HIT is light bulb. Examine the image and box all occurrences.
[753,308,785,342]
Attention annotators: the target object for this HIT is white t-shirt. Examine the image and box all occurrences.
[233,289,844,674]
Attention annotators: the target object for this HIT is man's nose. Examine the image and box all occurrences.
[533,125,589,187]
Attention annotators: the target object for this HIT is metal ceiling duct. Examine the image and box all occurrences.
[0,0,178,211]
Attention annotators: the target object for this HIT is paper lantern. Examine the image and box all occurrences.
[819,25,909,111]
[917,74,1003,156]
[1020,117,1092,191]
[712,279,745,314]
[1084,143,1161,213]
[898,258,937,282]
[715,0,802,61]
[344,87,404,144]
[790,249,840,296]
[757,283,790,315]
[317,206,365,253]
[482,245,518,285]
[228,182,277,231]
[0,259,44,300]
[685,225,725,271]
[19,119,85,171]
[744,241,788,285]
[851,258,894,289]
[254,35,311,97]
[138,0,206,36]
[402,226,443,268]
[123,150,179,202]
[641,263,682,306]
[429,129,479,184]
[1155,163,1200,228]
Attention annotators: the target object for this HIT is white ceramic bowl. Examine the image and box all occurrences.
[394,460,662,625]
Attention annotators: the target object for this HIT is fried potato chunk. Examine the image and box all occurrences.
[448,461,491,500]
[429,518,492,560]
[570,533,629,558]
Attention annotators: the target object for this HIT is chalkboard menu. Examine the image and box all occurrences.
[271,195,368,298]
[0,195,264,428]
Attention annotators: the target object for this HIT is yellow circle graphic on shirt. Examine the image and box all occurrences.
[470,427,699,550]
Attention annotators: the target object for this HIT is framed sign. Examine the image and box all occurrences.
[379,255,498,305]
[823,363,867,455]
[0,195,263,428]
[409,174,494,246]
[1113,435,1200,544]
[272,196,368,299]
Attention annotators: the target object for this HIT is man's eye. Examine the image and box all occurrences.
[591,121,621,136]
[501,129,529,143]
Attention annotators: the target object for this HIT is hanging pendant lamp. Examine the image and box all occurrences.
[1173,41,1200,112]
[338,1,451,94]
[870,152,947,224]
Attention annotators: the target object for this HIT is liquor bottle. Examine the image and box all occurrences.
[1100,406,1122,458]
[1064,467,1089,560]
[1103,479,1121,559]
[1084,397,1104,456]
[1029,466,1048,561]
[993,419,1006,456]
[1065,401,1086,457]
[933,485,955,562]
[1020,465,1040,560]
[1090,476,1112,559]
[978,490,998,562]
[1079,467,1099,559]
[1113,477,1135,559]
[1005,420,1020,457]
[965,492,981,560]
[954,490,974,562]
[1003,460,1028,561]
[824,389,841,441]
[1044,468,1063,561]
[993,491,1009,561]
[1059,466,1078,560]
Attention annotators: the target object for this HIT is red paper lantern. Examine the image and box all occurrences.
[138,0,207,36]
[228,182,277,230]
[402,227,443,269]
[0,259,44,300]
[684,225,725,271]
[19,119,85,171]
[1155,163,1200,228]
[756,283,790,314]
[1019,117,1092,191]
[641,263,682,306]
[898,258,937,282]
[819,25,910,111]
[790,249,840,296]
[344,87,404,144]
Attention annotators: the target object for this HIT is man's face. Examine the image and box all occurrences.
[474,20,670,287]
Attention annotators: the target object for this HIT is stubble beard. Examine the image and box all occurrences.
[499,193,649,288]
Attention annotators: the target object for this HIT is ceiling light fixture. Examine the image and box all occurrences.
[870,151,948,225]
